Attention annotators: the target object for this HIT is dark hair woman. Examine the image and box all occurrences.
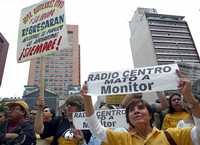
[161,93,191,129]
[81,71,200,145]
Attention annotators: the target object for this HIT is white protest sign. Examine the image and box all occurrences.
[73,109,128,130]
[17,0,68,63]
[87,64,179,96]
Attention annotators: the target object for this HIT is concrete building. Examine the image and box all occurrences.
[27,25,80,98]
[0,33,9,86]
[22,86,59,112]
[129,8,200,102]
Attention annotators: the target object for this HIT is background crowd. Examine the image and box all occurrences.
[0,72,200,145]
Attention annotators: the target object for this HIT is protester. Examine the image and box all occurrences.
[121,92,168,129]
[43,106,55,122]
[34,95,91,145]
[161,93,191,129]
[34,106,55,145]
[30,108,37,124]
[81,70,200,145]
[0,100,36,145]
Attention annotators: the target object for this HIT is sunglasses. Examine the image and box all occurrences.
[0,115,4,118]
[43,109,50,112]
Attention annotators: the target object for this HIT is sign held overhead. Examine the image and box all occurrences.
[87,64,179,96]
[17,0,68,63]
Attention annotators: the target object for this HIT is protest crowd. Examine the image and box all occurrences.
[0,68,200,145]
[1,0,200,144]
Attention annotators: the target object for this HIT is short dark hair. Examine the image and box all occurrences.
[43,106,55,118]
[125,98,153,128]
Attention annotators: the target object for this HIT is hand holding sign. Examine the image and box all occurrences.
[177,70,200,118]
[81,81,95,117]
[177,70,193,98]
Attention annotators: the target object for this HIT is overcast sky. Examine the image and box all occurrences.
[0,0,200,98]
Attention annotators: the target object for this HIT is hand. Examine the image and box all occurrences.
[73,129,82,139]
[73,130,85,145]
[5,133,18,139]
[176,70,193,99]
[80,81,90,97]
[36,96,45,110]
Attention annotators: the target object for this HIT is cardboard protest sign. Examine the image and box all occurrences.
[17,0,68,63]
[87,64,179,96]
[73,109,128,130]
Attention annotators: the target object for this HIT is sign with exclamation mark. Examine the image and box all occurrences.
[17,0,68,63]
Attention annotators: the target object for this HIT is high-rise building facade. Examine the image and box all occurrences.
[130,8,200,67]
[27,25,80,98]
[0,33,9,86]
[129,8,200,102]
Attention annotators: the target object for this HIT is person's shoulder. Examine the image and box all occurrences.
[20,119,33,126]
[49,116,70,126]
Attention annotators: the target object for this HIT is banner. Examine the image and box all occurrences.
[73,109,128,130]
[17,0,68,63]
[87,64,179,96]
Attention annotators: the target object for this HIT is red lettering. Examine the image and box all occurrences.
[19,38,58,61]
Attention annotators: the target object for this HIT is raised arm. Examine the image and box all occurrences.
[81,82,107,141]
[177,70,200,117]
[153,91,169,112]
[80,82,94,117]
[177,70,200,145]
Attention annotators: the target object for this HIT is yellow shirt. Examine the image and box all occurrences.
[102,127,192,145]
[36,133,53,145]
[162,112,191,130]
[58,136,84,145]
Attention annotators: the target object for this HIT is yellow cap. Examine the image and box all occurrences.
[7,100,29,112]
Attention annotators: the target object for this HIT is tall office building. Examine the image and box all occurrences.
[129,8,200,101]
[0,33,9,86]
[130,7,200,67]
[27,25,80,98]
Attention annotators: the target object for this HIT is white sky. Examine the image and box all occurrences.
[0,0,200,98]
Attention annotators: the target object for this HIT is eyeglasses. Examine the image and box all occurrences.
[30,112,36,115]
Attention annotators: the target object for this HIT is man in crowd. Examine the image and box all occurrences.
[35,95,91,145]
[0,100,36,145]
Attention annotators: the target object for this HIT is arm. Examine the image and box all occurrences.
[81,83,95,117]
[81,82,107,141]
[34,96,45,134]
[154,92,169,112]
[5,133,18,139]
[6,121,36,145]
[177,70,200,144]
[177,70,200,117]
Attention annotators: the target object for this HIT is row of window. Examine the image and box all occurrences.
[153,42,194,47]
[148,21,187,28]
[152,36,192,43]
[156,54,199,60]
[155,48,196,54]
[149,25,189,31]
[151,30,190,37]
